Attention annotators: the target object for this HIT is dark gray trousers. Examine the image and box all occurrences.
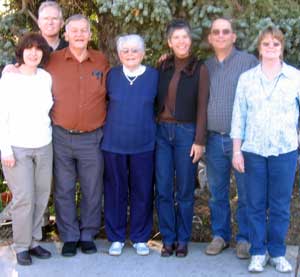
[52,126,103,242]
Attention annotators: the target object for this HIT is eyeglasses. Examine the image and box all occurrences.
[120,48,141,54]
[210,29,232,36]
[261,42,281,47]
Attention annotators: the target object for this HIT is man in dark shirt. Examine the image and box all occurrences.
[45,14,109,257]
[204,18,258,259]
[37,1,68,52]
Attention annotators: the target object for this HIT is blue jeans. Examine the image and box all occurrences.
[155,122,197,245]
[244,150,297,257]
[206,132,248,243]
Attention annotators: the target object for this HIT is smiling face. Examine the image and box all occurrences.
[168,28,192,58]
[259,34,282,61]
[118,42,145,70]
[65,19,91,51]
[208,18,236,53]
[38,6,63,39]
[22,46,43,68]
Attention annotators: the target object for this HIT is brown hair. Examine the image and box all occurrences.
[15,32,50,66]
[257,26,285,59]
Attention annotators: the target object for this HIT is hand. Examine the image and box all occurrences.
[190,144,204,163]
[232,151,245,173]
[2,155,16,168]
[158,53,169,64]
[2,64,20,74]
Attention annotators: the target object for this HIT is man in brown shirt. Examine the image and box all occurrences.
[45,14,109,257]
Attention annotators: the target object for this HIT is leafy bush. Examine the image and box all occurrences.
[1,0,300,66]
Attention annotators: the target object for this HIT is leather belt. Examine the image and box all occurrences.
[54,125,94,135]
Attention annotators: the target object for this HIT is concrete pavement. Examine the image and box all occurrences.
[0,240,298,277]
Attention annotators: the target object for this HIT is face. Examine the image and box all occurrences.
[208,19,236,52]
[259,34,282,61]
[65,19,91,50]
[168,28,192,59]
[38,6,63,38]
[118,42,144,70]
[23,46,43,68]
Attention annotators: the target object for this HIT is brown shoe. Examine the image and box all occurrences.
[161,244,175,257]
[236,242,250,259]
[205,237,229,255]
[175,244,188,257]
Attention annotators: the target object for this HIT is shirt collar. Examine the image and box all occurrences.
[64,47,94,62]
[257,62,291,80]
[214,46,237,64]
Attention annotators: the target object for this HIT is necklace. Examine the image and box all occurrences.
[123,65,146,86]
[124,74,138,85]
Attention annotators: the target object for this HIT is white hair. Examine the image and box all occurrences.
[116,34,145,53]
[65,14,91,33]
[38,1,63,19]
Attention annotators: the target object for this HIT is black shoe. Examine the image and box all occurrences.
[175,244,188,257]
[80,241,97,254]
[61,241,78,257]
[161,244,175,257]
[16,251,32,265]
[29,246,52,259]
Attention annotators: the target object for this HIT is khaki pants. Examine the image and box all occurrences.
[3,143,53,253]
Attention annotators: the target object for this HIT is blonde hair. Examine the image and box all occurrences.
[257,26,285,60]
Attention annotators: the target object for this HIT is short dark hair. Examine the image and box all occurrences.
[166,19,192,39]
[15,32,50,66]
[210,17,235,33]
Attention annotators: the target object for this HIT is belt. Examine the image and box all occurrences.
[54,125,96,135]
[208,130,228,136]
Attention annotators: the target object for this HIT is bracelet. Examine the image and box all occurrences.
[233,151,242,155]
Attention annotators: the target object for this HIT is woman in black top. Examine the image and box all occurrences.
[156,19,209,257]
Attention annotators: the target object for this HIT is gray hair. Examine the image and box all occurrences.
[65,14,91,33]
[38,1,63,19]
[116,34,145,53]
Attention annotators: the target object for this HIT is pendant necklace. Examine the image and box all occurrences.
[124,74,138,85]
[123,65,146,86]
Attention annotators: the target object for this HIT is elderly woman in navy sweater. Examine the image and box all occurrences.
[101,34,158,256]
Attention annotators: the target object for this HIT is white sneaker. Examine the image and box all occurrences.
[108,242,124,256]
[133,242,149,256]
[269,256,292,273]
[248,255,269,273]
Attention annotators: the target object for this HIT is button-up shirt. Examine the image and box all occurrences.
[230,63,300,157]
[45,47,109,132]
[205,47,258,134]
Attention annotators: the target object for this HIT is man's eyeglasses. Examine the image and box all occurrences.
[210,29,232,36]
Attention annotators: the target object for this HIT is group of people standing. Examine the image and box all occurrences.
[0,1,299,275]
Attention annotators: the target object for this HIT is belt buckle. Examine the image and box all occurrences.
[69,129,84,134]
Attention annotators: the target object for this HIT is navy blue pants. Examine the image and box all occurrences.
[244,150,297,257]
[103,151,154,243]
[53,126,104,242]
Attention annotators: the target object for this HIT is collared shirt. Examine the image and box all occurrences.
[205,47,258,134]
[230,63,300,157]
[45,47,109,132]
[0,69,53,156]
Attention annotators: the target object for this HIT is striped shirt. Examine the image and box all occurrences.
[205,47,258,134]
